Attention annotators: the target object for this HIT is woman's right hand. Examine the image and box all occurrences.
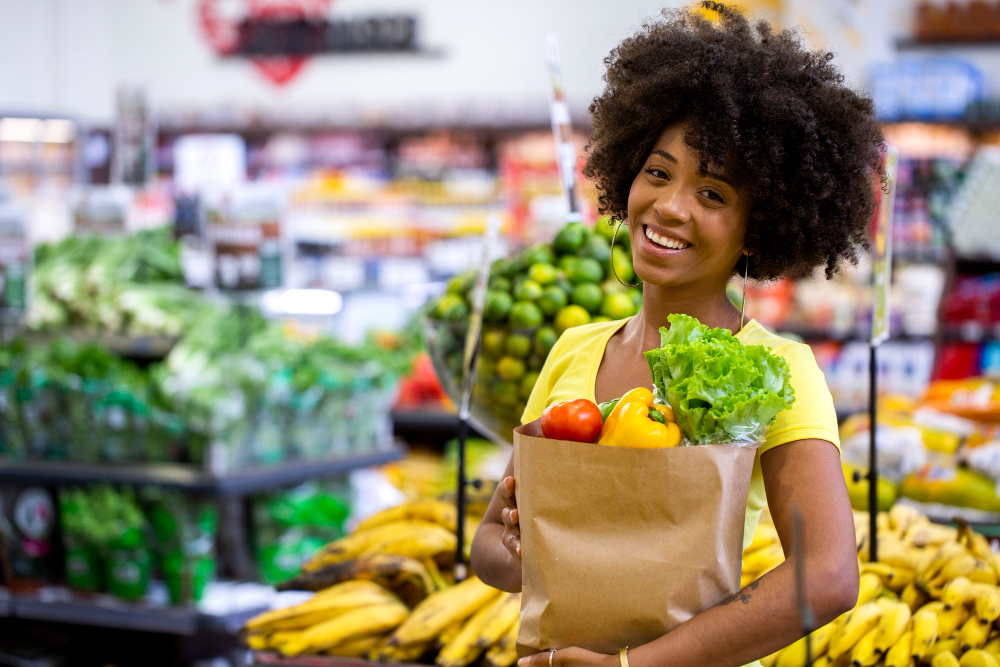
[498,475,521,560]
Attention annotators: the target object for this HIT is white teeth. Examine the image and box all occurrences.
[644,226,690,250]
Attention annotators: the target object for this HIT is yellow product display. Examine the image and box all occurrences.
[597,387,681,448]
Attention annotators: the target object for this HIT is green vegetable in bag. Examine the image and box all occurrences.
[644,313,795,445]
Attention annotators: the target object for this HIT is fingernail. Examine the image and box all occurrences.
[518,659,528,666]
[516,544,521,555]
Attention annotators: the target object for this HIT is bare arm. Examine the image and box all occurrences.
[521,438,858,667]
[470,418,542,592]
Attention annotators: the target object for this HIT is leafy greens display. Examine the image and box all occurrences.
[644,314,795,445]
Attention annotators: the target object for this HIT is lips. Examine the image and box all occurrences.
[643,225,691,250]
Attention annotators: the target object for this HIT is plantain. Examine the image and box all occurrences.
[304,520,446,571]
[476,593,521,649]
[279,601,409,656]
[276,553,435,607]
[388,576,503,647]
[485,621,519,667]
[355,499,458,533]
[437,593,515,667]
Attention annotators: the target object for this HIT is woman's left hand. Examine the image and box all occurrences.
[518,647,617,667]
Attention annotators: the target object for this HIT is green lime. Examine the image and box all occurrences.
[534,327,558,355]
[569,257,604,284]
[571,283,604,315]
[489,275,511,292]
[558,256,577,273]
[602,279,626,294]
[601,291,636,320]
[553,222,588,255]
[528,263,558,286]
[611,247,635,283]
[537,285,568,317]
[483,290,513,323]
[477,358,496,380]
[494,380,521,407]
[524,243,555,267]
[592,316,613,323]
[446,273,474,295]
[628,287,643,308]
[519,372,540,400]
[594,216,617,242]
[514,279,544,302]
[583,235,612,265]
[505,334,532,358]
[436,294,469,321]
[509,301,544,327]
[481,329,506,358]
[496,356,526,382]
[527,354,545,371]
[554,305,591,333]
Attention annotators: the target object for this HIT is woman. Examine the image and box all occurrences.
[470,4,885,666]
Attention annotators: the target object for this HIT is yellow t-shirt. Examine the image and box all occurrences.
[521,316,841,552]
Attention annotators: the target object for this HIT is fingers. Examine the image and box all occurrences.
[517,649,555,667]
[501,507,519,527]
[498,476,518,509]
[503,528,521,558]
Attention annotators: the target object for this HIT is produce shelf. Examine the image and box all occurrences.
[0,447,405,495]
[0,587,267,636]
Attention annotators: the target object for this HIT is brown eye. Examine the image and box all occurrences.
[701,189,725,203]
[646,167,669,179]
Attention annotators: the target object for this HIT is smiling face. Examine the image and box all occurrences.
[626,124,750,292]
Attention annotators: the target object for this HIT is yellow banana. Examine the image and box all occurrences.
[902,582,929,613]
[912,604,941,660]
[961,617,993,652]
[275,553,436,607]
[758,651,780,667]
[969,559,999,586]
[377,640,432,663]
[874,600,912,654]
[920,542,971,588]
[355,499,458,533]
[810,622,834,657]
[388,576,502,647]
[742,543,785,577]
[437,592,515,667]
[485,621,518,667]
[883,629,913,667]
[828,602,883,660]
[933,651,962,667]
[907,523,959,548]
[939,604,972,639]
[984,635,1000,654]
[475,593,520,649]
[775,636,808,667]
[810,657,831,667]
[305,520,449,570]
[246,582,398,631]
[746,522,780,553]
[280,601,409,656]
[438,620,464,647]
[890,504,926,537]
[972,585,1000,623]
[850,626,880,667]
[324,634,386,658]
[927,639,963,661]
[359,523,458,562]
[932,552,979,590]
[962,649,1000,667]
[857,572,884,606]
[943,576,974,610]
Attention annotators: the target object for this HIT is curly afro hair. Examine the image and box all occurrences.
[583,2,886,280]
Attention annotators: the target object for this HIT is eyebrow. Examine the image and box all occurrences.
[651,149,738,189]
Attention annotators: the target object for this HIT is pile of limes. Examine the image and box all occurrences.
[428,218,642,434]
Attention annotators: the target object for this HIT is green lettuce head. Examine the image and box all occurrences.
[644,314,795,445]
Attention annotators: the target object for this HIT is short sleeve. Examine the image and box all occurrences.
[759,342,841,456]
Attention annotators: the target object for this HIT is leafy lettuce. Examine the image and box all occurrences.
[644,314,795,445]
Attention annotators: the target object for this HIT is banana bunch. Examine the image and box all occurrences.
[756,505,1000,667]
[245,581,410,656]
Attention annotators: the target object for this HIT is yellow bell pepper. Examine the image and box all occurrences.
[598,387,681,449]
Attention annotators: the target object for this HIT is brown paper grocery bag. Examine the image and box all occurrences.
[513,425,759,656]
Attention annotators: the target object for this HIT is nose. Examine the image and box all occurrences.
[652,185,692,224]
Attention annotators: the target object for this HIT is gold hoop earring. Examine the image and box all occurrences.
[611,220,641,288]
[740,253,749,330]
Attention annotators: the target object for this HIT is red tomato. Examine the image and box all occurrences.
[540,399,604,443]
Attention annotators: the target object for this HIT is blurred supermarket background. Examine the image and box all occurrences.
[3,0,1000,664]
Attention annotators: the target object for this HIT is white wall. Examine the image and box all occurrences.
[1,0,997,126]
